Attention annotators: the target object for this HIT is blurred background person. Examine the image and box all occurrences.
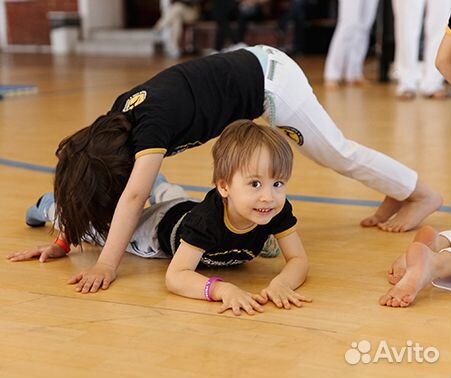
[392,0,451,100]
[278,0,307,57]
[324,0,379,88]
[213,0,268,52]
[152,0,201,58]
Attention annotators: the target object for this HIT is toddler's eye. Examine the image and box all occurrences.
[251,180,261,188]
[274,181,285,188]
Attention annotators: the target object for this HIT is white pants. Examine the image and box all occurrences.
[254,45,417,200]
[324,0,380,82]
[392,0,451,95]
[155,2,199,53]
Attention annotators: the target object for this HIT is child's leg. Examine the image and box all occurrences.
[129,178,195,258]
[25,193,56,227]
[258,45,441,232]
[127,198,194,258]
[149,174,189,205]
[345,0,379,82]
[153,181,189,204]
[391,0,424,97]
[323,0,353,83]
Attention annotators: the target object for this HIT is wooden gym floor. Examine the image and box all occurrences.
[1,52,451,377]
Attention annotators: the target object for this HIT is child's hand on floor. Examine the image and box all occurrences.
[215,282,265,316]
[7,244,67,263]
[68,262,117,293]
[259,278,312,309]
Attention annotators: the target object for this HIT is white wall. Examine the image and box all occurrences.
[78,0,123,39]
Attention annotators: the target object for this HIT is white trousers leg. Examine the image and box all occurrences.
[259,46,417,200]
[324,0,379,81]
[345,0,379,81]
[324,0,356,81]
[392,0,425,93]
[420,0,451,94]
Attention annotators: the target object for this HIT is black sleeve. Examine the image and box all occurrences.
[448,14,451,29]
[268,200,298,237]
[130,112,172,156]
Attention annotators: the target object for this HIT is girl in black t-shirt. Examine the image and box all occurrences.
[14,45,441,295]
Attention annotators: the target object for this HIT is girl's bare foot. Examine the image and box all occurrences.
[360,196,402,228]
[377,183,442,233]
[379,242,433,307]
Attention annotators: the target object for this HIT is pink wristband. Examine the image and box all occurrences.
[204,277,223,302]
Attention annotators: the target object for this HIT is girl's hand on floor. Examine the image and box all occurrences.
[259,279,312,309]
[68,262,117,293]
[216,282,265,316]
[7,244,66,263]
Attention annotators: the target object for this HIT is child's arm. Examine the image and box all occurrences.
[259,232,311,309]
[68,153,164,293]
[436,26,451,83]
[166,241,264,316]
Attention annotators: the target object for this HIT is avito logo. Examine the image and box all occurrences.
[345,340,440,365]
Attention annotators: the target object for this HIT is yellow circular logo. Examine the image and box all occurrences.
[277,126,304,146]
[123,90,147,112]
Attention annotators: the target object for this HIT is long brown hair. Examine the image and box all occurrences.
[54,113,134,246]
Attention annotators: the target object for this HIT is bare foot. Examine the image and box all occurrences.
[360,196,402,228]
[387,225,442,285]
[324,80,341,89]
[387,254,407,285]
[378,183,442,233]
[379,242,433,307]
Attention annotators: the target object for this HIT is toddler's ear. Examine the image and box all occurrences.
[216,179,229,198]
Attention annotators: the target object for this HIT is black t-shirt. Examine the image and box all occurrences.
[157,189,298,267]
[109,49,265,158]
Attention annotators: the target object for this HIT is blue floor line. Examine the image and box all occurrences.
[1,158,450,213]
[0,158,55,173]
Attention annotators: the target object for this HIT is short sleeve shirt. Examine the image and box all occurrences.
[160,189,298,267]
[109,49,265,158]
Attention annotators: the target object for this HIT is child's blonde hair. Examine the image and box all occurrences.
[212,120,293,184]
